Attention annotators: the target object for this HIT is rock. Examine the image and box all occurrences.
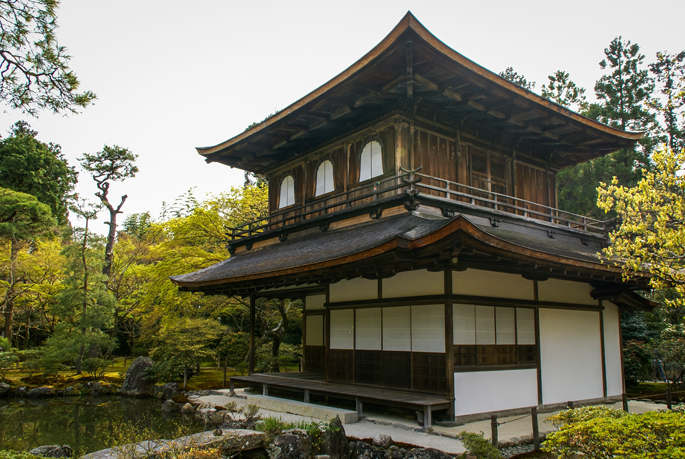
[321,416,348,459]
[403,448,453,459]
[0,382,10,395]
[28,445,73,457]
[119,356,154,396]
[195,407,227,425]
[268,428,313,459]
[16,386,27,395]
[161,400,177,412]
[372,434,392,448]
[180,403,195,415]
[26,387,55,398]
[85,382,102,395]
[354,441,386,459]
[162,382,180,399]
[172,393,189,403]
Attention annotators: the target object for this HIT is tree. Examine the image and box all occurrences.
[0,121,77,224]
[499,67,535,90]
[79,145,138,281]
[0,187,54,344]
[540,70,588,112]
[649,51,685,152]
[0,0,95,115]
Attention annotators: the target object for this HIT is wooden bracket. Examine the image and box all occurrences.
[279,233,288,242]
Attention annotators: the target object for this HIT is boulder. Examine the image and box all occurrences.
[268,428,313,459]
[28,445,73,458]
[0,382,10,395]
[180,403,196,415]
[161,400,177,413]
[85,382,102,395]
[353,441,387,459]
[119,356,154,396]
[321,416,348,459]
[372,434,392,449]
[403,448,453,459]
[162,382,180,400]
[195,407,227,425]
[26,387,55,398]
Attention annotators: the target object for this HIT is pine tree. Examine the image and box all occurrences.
[649,51,685,152]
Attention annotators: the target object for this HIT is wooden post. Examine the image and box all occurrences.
[444,269,455,421]
[531,407,540,450]
[249,294,256,375]
[667,384,672,410]
[355,397,363,418]
[490,415,498,447]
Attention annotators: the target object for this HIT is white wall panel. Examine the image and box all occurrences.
[454,369,538,416]
[355,308,382,350]
[306,315,324,346]
[604,302,623,397]
[453,304,476,345]
[453,269,534,300]
[330,278,378,302]
[306,294,325,311]
[411,304,445,352]
[330,309,354,350]
[383,306,411,351]
[540,309,603,404]
[516,308,536,345]
[384,269,444,298]
[538,279,597,305]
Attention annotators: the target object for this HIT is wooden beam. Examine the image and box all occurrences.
[406,41,413,99]
[381,75,406,93]
[443,88,464,102]
[414,73,439,92]
[487,109,506,119]
[330,105,351,120]
[467,99,486,112]
[273,140,287,149]
[354,91,379,108]
[289,128,307,141]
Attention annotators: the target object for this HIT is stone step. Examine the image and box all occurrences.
[244,394,359,424]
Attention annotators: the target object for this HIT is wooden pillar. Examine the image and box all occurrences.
[617,306,629,413]
[534,282,543,406]
[249,294,256,375]
[405,41,413,99]
[599,302,608,399]
[532,407,540,450]
[444,269,455,420]
[490,415,498,446]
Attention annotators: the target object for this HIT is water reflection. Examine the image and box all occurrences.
[0,396,203,456]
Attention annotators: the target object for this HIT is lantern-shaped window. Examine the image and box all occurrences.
[315,160,334,196]
[359,141,383,182]
[279,175,295,208]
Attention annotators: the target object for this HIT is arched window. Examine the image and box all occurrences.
[315,160,334,196]
[359,141,383,182]
[279,175,295,208]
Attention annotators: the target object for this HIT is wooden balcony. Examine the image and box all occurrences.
[225,168,610,244]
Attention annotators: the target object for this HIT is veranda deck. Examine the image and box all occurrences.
[229,372,452,427]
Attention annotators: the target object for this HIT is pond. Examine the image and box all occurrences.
[0,396,204,456]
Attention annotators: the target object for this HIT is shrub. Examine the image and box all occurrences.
[546,405,627,427]
[542,408,685,458]
[82,357,110,378]
[458,432,502,459]
[0,336,10,351]
[0,451,39,459]
[0,350,19,379]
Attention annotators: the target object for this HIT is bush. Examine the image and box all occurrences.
[458,432,502,459]
[0,350,18,379]
[546,405,627,427]
[82,357,110,377]
[542,408,685,458]
[0,336,10,351]
[0,451,39,459]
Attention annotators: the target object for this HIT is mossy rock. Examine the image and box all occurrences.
[172,394,190,403]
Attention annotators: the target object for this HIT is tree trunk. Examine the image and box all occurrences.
[102,206,119,280]
[76,216,91,375]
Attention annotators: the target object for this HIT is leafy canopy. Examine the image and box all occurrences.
[0,187,54,241]
[0,0,96,115]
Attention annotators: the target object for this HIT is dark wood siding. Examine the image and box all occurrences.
[413,129,456,197]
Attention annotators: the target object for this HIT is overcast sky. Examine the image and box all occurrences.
[0,0,682,234]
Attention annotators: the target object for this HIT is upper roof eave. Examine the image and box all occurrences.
[196,12,644,159]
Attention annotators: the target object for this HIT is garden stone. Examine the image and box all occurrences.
[268,428,313,459]
[86,382,102,395]
[17,386,27,395]
[28,445,73,457]
[0,382,10,395]
[119,356,154,396]
[27,387,54,398]
[321,416,348,459]
[162,382,180,399]
[403,448,453,459]
[372,434,392,448]
[180,403,196,414]
[354,441,386,459]
[161,400,177,412]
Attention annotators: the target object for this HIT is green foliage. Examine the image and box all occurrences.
[543,409,685,458]
[0,0,96,115]
[540,70,588,112]
[0,349,18,378]
[546,406,627,428]
[458,432,502,459]
[0,121,77,224]
[623,340,653,385]
[122,212,152,238]
[649,51,685,152]
[499,67,535,90]
[0,450,39,459]
[0,336,9,350]
[82,357,110,377]
[0,187,55,240]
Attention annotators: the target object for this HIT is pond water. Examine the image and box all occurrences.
[0,396,204,456]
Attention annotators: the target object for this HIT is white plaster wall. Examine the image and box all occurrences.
[411,304,445,352]
[356,308,382,350]
[383,269,444,298]
[383,306,411,351]
[604,302,623,397]
[453,269,534,300]
[306,315,324,346]
[454,369,538,416]
[537,279,597,305]
[306,294,326,311]
[539,309,603,404]
[330,309,354,350]
[330,278,378,302]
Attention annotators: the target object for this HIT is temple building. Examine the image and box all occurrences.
[171,13,653,425]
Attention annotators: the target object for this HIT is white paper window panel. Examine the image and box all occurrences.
[329,277,378,302]
[496,307,516,345]
[453,304,476,345]
[279,176,295,208]
[516,307,536,345]
[355,307,382,350]
[383,269,444,298]
[453,269,534,300]
[475,305,495,345]
[411,304,445,353]
[359,141,383,182]
[330,309,354,349]
[315,160,334,196]
[383,306,411,351]
[306,315,324,346]
[537,279,597,305]
[306,294,325,311]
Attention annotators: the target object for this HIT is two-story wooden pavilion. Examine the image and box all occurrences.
[172,13,654,425]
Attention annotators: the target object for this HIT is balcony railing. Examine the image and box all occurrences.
[225,169,611,242]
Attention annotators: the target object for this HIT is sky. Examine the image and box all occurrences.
[0,0,683,234]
